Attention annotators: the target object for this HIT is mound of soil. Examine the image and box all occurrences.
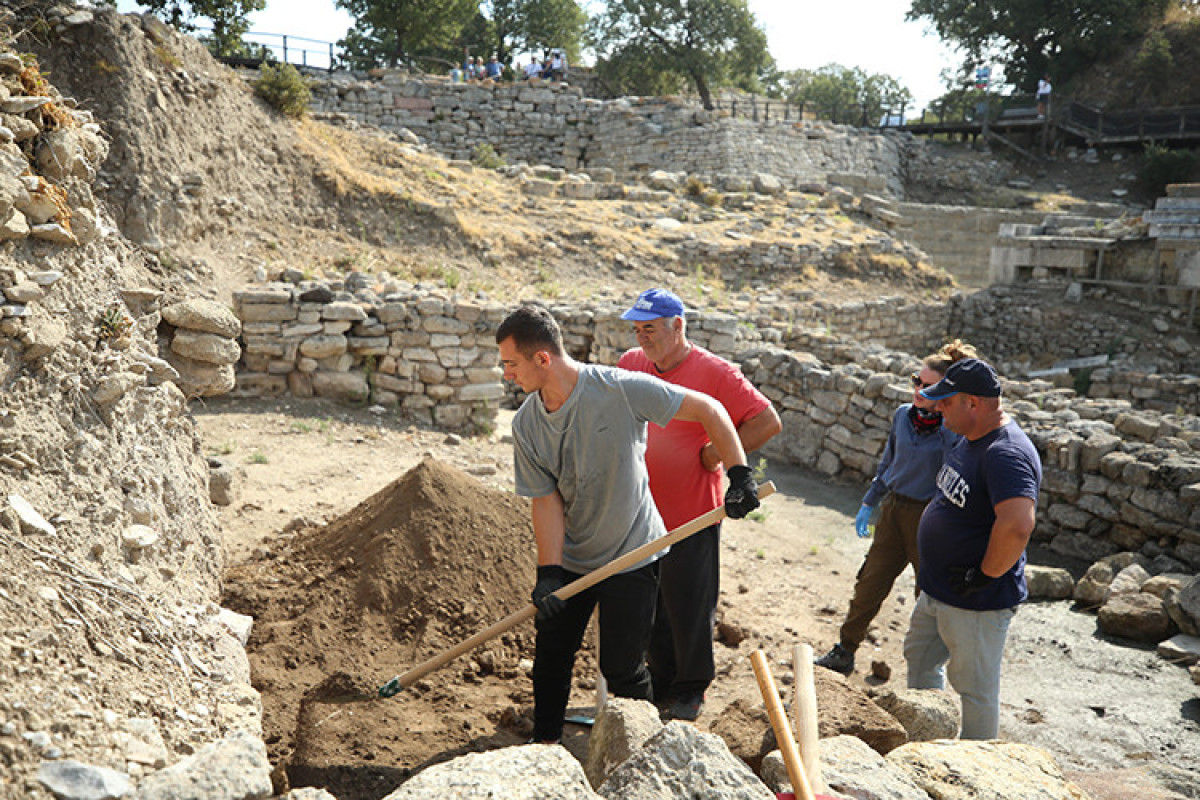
[222,458,542,798]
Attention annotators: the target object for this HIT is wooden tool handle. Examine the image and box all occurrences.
[382,482,776,694]
[792,643,824,793]
[751,649,815,800]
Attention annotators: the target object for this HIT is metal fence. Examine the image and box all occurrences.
[197,27,340,72]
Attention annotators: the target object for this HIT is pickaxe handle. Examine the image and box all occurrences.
[378,480,776,697]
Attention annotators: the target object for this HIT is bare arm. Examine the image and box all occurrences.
[530,491,566,567]
[980,496,1037,577]
[674,391,748,470]
[701,405,782,472]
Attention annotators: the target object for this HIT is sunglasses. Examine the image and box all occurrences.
[911,373,935,390]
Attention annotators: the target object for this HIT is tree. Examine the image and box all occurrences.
[133,0,266,58]
[773,64,912,125]
[484,0,586,65]
[907,0,1170,92]
[588,0,770,110]
[336,0,478,69]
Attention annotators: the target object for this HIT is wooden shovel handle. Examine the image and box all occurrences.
[792,643,824,793]
[381,481,776,695]
[751,649,815,800]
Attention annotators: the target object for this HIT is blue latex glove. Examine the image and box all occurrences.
[854,505,874,538]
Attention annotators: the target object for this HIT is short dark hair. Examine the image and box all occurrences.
[496,305,564,357]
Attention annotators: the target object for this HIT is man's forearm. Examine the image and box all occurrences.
[980,497,1036,576]
[531,492,566,566]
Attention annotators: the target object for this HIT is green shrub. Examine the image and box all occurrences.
[1133,31,1173,88]
[1138,142,1200,198]
[254,63,311,118]
[471,143,506,170]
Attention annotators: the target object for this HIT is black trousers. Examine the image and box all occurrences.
[532,561,658,741]
[647,523,720,702]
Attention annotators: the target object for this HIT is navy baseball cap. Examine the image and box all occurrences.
[920,358,1002,400]
[621,288,685,321]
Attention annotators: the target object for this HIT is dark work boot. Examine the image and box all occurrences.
[814,643,855,675]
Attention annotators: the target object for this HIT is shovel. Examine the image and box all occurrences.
[377,481,776,698]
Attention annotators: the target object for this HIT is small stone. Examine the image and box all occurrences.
[37,759,132,800]
[8,494,55,536]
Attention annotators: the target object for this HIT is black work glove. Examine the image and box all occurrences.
[948,565,995,598]
[724,465,760,520]
[531,565,567,621]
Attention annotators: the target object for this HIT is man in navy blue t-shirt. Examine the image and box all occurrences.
[904,358,1041,739]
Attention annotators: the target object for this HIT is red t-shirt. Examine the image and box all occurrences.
[617,345,772,529]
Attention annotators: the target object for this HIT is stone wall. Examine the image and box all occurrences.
[231,284,506,431]
[741,347,1200,570]
[894,204,1062,288]
[946,286,1200,410]
[308,74,906,191]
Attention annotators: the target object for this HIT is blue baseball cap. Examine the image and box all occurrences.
[920,358,1002,400]
[620,288,685,321]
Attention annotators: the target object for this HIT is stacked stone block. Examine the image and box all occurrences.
[232,286,506,431]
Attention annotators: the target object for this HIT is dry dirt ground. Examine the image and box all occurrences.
[196,397,1200,800]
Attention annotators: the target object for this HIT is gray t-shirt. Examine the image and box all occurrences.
[512,364,686,573]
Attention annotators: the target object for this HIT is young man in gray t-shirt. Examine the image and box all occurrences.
[496,305,760,743]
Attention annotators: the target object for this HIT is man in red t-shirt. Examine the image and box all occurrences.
[617,288,781,720]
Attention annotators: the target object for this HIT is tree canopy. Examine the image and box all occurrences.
[907,0,1171,92]
[129,0,266,58]
[771,64,913,125]
[588,0,770,109]
[484,0,587,65]
[335,0,478,69]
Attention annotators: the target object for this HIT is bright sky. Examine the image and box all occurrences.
[114,0,962,109]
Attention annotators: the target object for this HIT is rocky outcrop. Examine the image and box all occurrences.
[381,745,598,800]
[888,740,1091,800]
[597,721,773,799]
[870,688,960,742]
[584,698,663,789]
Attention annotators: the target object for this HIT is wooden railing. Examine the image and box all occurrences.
[1061,101,1200,143]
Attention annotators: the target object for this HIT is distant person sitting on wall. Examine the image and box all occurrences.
[473,56,486,81]
[548,50,566,81]
[1036,75,1052,119]
[524,58,543,80]
[450,65,464,83]
[486,55,503,80]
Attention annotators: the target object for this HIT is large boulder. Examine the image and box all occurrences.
[1098,592,1175,642]
[584,697,662,788]
[870,688,960,741]
[597,721,772,799]
[172,329,241,365]
[777,734,929,800]
[131,731,272,800]
[1026,565,1075,600]
[35,126,109,181]
[888,740,1089,800]
[162,298,241,338]
[1165,576,1200,637]
[813,668,908,754]
[382,744,598,799]
[170,355,237,398]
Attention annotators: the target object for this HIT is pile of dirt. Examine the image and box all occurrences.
[222,458,543,797]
